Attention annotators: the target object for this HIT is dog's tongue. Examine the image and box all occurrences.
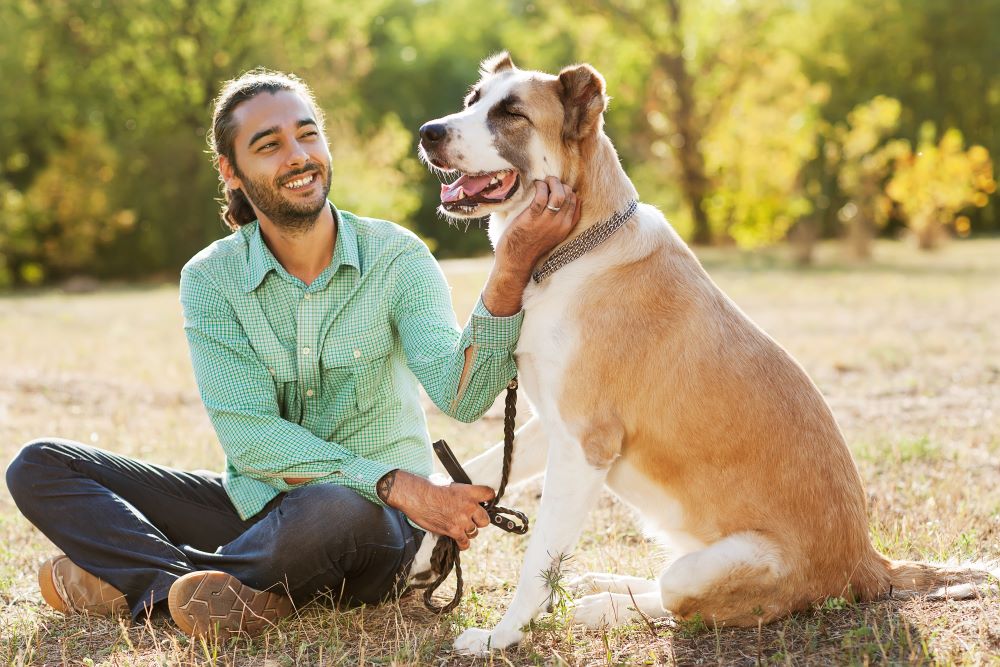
[441,173,493,203]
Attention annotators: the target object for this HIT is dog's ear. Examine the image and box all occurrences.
[559,63,607,141]
[480,51,516,76]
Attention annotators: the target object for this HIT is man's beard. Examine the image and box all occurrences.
[236,160,333,234]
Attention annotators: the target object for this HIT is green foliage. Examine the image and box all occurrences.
[886,125,995,249]
[1,0,999,283]
[823,96,910,257]
[702,51,825,248]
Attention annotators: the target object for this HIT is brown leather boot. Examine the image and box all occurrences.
[167,570,294,638]
[38,555,128,615]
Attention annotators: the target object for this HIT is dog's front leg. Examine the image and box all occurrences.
[453,436,608,655]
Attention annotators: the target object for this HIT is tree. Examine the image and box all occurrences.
[886,125,995,249]
[824,96,909,259]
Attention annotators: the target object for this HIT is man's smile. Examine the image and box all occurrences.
[281,172,318,191]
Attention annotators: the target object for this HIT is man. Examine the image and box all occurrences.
[5,69,580,638]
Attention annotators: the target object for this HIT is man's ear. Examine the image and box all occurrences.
[480,51,516,76]
[558,63,608,142]
[218,155,243,191]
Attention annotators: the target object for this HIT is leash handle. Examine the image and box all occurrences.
[432,439,528,535]
[432,439,472,485]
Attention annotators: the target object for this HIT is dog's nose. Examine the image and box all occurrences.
[419,122,447,143]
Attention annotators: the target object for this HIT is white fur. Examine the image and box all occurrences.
[605,460,707,557]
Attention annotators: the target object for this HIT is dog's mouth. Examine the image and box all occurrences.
[439,169,520,214]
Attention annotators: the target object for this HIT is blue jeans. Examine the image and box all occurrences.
[5,439,422,619]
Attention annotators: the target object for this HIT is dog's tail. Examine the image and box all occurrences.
[885,559,999,599]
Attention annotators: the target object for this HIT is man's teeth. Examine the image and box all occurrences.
[284,174,315,189]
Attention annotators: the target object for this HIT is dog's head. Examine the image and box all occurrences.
[419,52,608,225]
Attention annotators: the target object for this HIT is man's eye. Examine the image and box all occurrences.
[301,131,319,138]
[258,142,278,151]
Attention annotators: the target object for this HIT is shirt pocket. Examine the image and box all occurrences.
[260,347,303,424]
[321,326,394,414]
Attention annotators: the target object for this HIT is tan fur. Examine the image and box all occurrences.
[519,63,990,626]
[419,57,996,643]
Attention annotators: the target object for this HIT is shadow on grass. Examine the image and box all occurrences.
[665,600,933,665]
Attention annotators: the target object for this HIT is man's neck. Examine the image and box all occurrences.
[258,204,337,286]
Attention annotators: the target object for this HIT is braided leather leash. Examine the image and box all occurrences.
[410,378,528,614]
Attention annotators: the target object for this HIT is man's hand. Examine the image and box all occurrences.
[482,176,582,316]
[378,470,494,550]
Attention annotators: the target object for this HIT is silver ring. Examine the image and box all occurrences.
[546,204,561,212]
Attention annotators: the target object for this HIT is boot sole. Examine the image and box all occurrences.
[168,571,293,638]
[38,557,70,613]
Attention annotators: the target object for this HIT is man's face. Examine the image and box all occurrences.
[223,89,333,232]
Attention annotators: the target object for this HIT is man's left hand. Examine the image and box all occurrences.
[482,176,582,316]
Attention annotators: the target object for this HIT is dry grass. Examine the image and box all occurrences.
[1,238,999,665]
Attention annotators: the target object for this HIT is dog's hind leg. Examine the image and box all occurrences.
[569,572,660,595]
[658,531,790,627]
[462,416,549,491]
[572,590,666,628]
[453,435,609,654]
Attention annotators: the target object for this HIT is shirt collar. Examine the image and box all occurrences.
[242,202,360,293]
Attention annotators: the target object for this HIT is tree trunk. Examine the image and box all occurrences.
[848,214,873,260]
[789,218,818,266]
[661,0,712,245]
[916,217,942,250]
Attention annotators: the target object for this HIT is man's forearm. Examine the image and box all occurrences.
[481,263,532,317]
[376,469,399,505]
[376,469,494,550]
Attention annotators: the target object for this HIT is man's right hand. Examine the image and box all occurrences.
[378,470,494,550]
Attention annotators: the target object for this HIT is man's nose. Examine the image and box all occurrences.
[419,122,448,144]
[286,140,309,165]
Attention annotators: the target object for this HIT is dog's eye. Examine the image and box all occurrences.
[505,105,529,122]
[465,89,481,107]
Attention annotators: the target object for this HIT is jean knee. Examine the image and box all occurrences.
[280,485,395,549]
[5,440,57,507]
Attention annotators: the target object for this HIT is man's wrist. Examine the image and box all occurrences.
[482,263,531,317]
[376,469,398,505]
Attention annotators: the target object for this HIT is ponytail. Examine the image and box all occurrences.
[221,187,257,230]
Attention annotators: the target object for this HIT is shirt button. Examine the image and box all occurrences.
[268,367,275,375]
[305,389,314,397]
[353,349,361,359]
[304,293,312,300]
[302,347,311,356]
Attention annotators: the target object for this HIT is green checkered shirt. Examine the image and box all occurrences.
[179,205,522,520]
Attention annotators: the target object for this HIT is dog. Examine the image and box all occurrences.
[407,52,997,655]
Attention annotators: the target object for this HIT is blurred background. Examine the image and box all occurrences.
[0,0,996,288]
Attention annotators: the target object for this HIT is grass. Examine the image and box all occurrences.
[2,238,999,665]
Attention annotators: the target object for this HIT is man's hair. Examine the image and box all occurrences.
[208,68,326,230]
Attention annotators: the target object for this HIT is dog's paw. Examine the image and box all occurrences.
[571,593,636,629]
[568,573,619,594]
[453,627,522,654]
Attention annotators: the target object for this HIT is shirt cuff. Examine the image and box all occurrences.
[468,296,524,350]
[338,457,397,507]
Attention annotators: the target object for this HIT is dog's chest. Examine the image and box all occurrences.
[514,274,584,421]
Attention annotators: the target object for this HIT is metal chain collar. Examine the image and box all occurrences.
[531,199,639,284]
